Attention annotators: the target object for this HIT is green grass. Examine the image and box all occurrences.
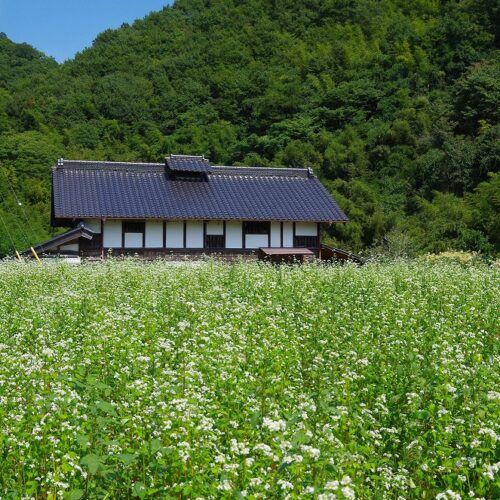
[0,260,498,499]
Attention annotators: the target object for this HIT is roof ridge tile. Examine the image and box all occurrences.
[55,159,313,178]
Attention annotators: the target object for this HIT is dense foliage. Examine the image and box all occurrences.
[0,0,499,256]
[0,260,498,498]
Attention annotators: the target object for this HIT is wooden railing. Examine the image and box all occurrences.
[320,244,364,264]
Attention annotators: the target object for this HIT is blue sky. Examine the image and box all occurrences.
[0,0,172,62]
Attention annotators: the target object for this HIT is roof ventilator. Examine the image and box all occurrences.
[165,154,212,181]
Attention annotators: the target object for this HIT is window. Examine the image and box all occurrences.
[123,221,145,248]
[205,235,225,249]
[243,221,270,235]
[244,221,270,249]
[294,235,319,248]
[123,221,145,233]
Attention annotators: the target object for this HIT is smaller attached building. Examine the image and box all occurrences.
[36,155,348,258]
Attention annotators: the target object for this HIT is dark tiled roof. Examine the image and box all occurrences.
[52,160,348,223]
[166,154,212,173]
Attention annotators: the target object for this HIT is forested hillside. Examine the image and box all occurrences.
[0,0,498,257]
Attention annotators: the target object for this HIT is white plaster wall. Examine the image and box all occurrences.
[206,221,224,235]
[124,233,143,248]
[166,221,184,248]
[145,221,164,248]
[103,220,122,248]
[186,221,203,248]
[295,222,317,236]
[282,222,294,247]
[245,234,269,249]
[60,244,79,252]
[226,221,242,248]
[83,219,101,233]
[270,222,281,247]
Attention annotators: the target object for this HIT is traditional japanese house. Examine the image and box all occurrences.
[30,155,348,259]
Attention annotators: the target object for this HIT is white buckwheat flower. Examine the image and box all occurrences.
[341,486,355,499]
[262,417,286,432]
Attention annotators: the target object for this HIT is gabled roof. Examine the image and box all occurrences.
[22,223,95,255]
[52,158,348,224]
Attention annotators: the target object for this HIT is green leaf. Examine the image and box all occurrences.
[291,429,310,446]
[118,453,138,466]
[69,490,84,500]
[75,434,90,450]
[24,481,39,495]
[96,381,112,392]
[325,463,336,472]
[133,481,146,498]
[278,461,292,472]
[250,411,261,429]
[81,453,101,474]
[85,375,99,386]
[149,438,161,454]
[96,400,117,416]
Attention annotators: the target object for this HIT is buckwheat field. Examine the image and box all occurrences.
[0,260,498,499]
